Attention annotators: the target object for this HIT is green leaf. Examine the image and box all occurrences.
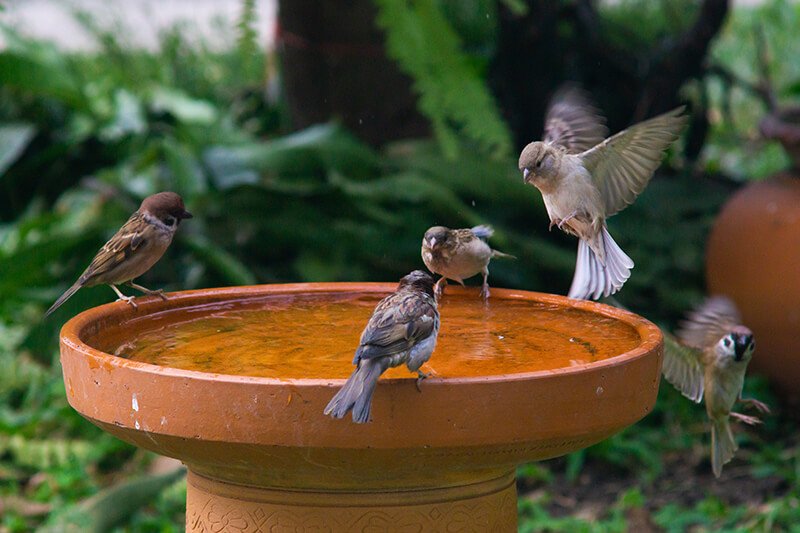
[204,124,380,187]
[98,90,146,141]
[0,52,85,109]
[149,87,218,124]
[162,139,208,198]
[0,123,36,176]
[39,468,185,533]
[182,234,257,285]
[500,0,529,16]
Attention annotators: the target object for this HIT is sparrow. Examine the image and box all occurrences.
[518,86,687,300]
[421,225,514,300]
[324,270,440,423]
[662,296,770,477]
[44,192,192,317]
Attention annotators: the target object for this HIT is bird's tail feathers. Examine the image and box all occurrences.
[491,249,516,260]
[711,417,737,478]
[567,227,633,300]
[324,359,385,424]
[470,225,494,240]
[44,281,83,318]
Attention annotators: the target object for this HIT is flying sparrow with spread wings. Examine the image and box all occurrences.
[518,87,687,300]
[421,225,514,301]
[45,192,192,317]
[324,270,440,424]
[662,296,770,477]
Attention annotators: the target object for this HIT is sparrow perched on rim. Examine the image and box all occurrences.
[662,296,770,478]
[518,86,687,300]
[324,270,439,424]
[44,192,192,317]
[421,225,514,300]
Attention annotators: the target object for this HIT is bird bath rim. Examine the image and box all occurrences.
[59,282,663,531]
[60,282,662,387]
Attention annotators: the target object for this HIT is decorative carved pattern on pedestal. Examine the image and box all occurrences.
[186,472,517,533]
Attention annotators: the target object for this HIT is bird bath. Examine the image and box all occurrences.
[59,283,662,531]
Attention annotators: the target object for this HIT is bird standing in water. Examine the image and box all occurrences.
[421,225,514,300]
[518,87,686,300]
[662,296,770,477]
[45,192,192,317]
[324,270,440,424]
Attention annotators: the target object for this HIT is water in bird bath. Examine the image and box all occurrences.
[94,290,641,379]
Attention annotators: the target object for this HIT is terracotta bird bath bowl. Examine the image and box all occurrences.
[59,283,662,531]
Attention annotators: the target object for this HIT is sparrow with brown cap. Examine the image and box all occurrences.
[662,296,770,477]
[421,225,514,300]
[45,192,192,317]
[518,87,687,300]
[324,270,439,423]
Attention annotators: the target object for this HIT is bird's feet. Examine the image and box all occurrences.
[740,397,771,414]
[116,295,138,309]
[557,211,578,230]
[415,370,431,392]
[146,288,169,301]
[434,278,447,300]
[128,282,169,301]
[731,412,762,426]
[480,282,490,301]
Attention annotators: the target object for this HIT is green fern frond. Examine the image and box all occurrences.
[374,0,512,159]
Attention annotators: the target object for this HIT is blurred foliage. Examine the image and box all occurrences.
[517,376,799,531]
[0,1,797,531]
[702,0,800,180]
[0,12,576,357]
[597,0,700,52]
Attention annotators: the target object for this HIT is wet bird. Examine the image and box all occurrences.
[324,270,440,423]
[45,192,192,317]
[662,296,770,477]
[421,225,514,300]
[518,87,687,300]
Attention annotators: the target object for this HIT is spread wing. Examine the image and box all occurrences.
[676,296,741,350]
[79,212,149,285]
[468,225,494,241]
[356,291,438,361]
[543,86,608,154]
[580,107,687,216]
[662,331,705,403]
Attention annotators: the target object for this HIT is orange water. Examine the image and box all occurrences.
[97,291,641,379]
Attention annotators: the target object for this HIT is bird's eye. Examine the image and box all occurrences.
[165,216,176,226]
[723,337,732,348]
[535,160,542,168]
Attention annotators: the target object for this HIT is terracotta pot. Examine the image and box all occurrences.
[59,283,663,531]
[706,175,800,405]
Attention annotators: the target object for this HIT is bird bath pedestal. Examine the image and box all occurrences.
[59,283,662,531]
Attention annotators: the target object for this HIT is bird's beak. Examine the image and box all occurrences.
[523,168,531,183]
[180,210,193,219]
[734,334,753,361]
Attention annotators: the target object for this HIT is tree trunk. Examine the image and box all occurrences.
[490,0,729,154]
[276,0,428,146]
